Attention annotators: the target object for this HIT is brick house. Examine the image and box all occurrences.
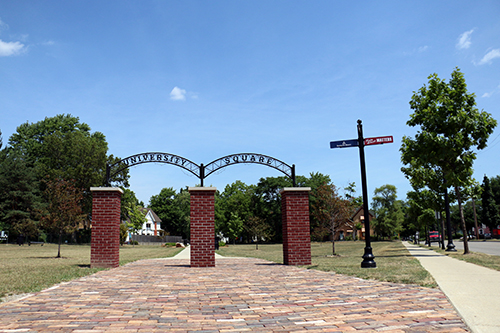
[351,206,375,240]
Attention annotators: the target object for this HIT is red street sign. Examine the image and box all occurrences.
[364,136,393,146]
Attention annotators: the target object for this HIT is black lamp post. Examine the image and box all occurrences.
[358,120,376,268]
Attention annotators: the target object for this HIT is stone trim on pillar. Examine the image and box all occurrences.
[90,187,123,269]
[189,187,216,267]
[281,187,312,266]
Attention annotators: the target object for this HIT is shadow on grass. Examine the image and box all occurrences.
[77,264,91,268]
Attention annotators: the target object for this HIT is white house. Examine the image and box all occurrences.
[138,208,163,236]
[124,208,163,243]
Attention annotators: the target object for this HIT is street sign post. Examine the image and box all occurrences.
[364,136,393,146]
[329,120,393,268]
[330,139,358,149]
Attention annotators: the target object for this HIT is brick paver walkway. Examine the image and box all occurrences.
[0,257,468,332]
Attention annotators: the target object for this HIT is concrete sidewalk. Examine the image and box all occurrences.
[404,241,500,333]
[170,245,225,260]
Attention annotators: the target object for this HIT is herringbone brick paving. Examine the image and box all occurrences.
[0,257,468,332]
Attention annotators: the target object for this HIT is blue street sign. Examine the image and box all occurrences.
[330,139,358,149]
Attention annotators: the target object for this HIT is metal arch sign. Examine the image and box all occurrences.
[204,153,295,181]
[107,152,200,186]
[106,152,296,187]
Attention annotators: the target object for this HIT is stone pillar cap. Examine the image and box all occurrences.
[90,187,124,193]
[188,187,217,192]
[280,187,311,194]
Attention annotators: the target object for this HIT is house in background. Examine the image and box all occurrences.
[351,206,375,240]
[138,208,163,236]
[124,207,163,243]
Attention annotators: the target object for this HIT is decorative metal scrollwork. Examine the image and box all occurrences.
[106,152,200,186]
[204,153,294,181]
[105,152,295,187]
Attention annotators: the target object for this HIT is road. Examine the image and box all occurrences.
[448,240,500,256]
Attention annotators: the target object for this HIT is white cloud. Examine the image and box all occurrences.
[456,29,474,49]
[478,49,500,65]
[418,45,428,53]
[482,84,500,98]
[170,86,187,101]
[0,39,25,56]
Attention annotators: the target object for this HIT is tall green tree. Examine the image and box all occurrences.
[218,181,255,243]
[254,176,295,242]
[0,150,42,242]
[8,114,129,215]
[371,185,404,239]
[149,187,190,238]
[481,175,500,236]
[401,68,496,254]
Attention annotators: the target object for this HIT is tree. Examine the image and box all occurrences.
[371,185,404,239]
[481,175,500,236]
[401,68,497,254]
[119,223,128,246]
[489,175,500,207]
[254,176,296,242]
[8,114,130,216]
[226,212,244,244]
[40,178,86,257]
[312,183,351,255]
[125,202,146,246]
[405,189,444,243]
[244,216,275,249]
[149,187,191,238]
[216,181,255,243]
[0,150,42,242]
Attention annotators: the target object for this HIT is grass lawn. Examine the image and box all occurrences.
[0,243,182,301]
[217,240,437,288]
[421,243,500,271]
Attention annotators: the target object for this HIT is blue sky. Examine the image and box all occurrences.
[1,1,500,205]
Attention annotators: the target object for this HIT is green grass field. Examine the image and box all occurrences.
[217,241,437,288]
[0,243,182,301]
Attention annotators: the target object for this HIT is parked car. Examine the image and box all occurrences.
[429,231,441,243]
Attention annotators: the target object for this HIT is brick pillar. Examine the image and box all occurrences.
[90,187,123,269]
[189,187,216,267]
[281,187,312,265]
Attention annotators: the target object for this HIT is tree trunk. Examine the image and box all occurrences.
[440,214,446,250]
[472,197,479,240]
[455,186,470,254]
[57,232,62,258]
[331,234,336,255]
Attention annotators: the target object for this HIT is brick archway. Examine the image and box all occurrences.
[90,186,311,268]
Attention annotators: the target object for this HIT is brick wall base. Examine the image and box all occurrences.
[90,187,123,268]
[189,187,216,267]
[281,187,312,266]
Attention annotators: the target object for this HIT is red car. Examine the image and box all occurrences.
[429,231,441,243]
